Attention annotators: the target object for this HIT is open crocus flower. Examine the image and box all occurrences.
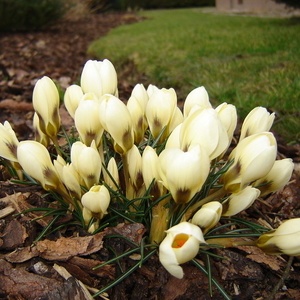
[80,59,118,98]
[239,106,275,141]
[158,145,210,204]
[256,218,300,256]
[32,76,61,140]
[159,222,205,279]
[221,132,277,193]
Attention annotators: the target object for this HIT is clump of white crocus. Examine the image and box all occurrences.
[64,84,84,119]
[179,108,229,160]
[221,186,261,216]
[183,86,211,118]
[32,76,61,142]
[74,93,103,147]
[256,218,300,256]
[239,106,275,141]
[99,94,134,155]
[254,158,294,197]
[158,145,210,204]
[159,222,205,279]
[191,201,223,234]
[221,132,277,193]
[80,59,118,98]
[70,141,102,189]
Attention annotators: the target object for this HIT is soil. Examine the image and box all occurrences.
[1,12,300,300]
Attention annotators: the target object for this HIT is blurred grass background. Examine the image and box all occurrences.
[88,8,300,143]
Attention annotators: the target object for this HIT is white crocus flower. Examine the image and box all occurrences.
[64,84,84,119]
[75,94,103,147]
[99,94,134,155]
[0,121,19,162]
[158,145,210,204]
[17,141,60,191]
[159,222,205,279]
[222,132,277,193]
[80,59,118,98]
[32,76,61,139]
[180,108,229,160]
[70,141,102,189]
[256,218,300,256]
[146,87,177,140]
[254,158,294,197]
[222,186,261,216]
[191,201,223,233]
[239,106,275,141]
[81,185,110,219]
[183,86,211,118]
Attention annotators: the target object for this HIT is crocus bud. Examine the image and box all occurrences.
[239,107,275,141]
[103,157,120,191]
[127,145,143,190]
[70,141,102,189]
[221,132,277,193]
[159,222,205,279]
[17,141,60,191]
[99,94,134,155]
[75,94,103,147]
[64,84,84,118]
[215,103,237,145]
[80,59,118,98]
[0,121,19,162]
[146,87,177,140]
[183,86,211,118]
[256,218,300,256]
[165,124,181,149]
[81,185,110,220]
[62,163,82,199]
[254,158,294,197]
[33,113,50,147]
[222,186,261,216]
[158,145,210,204]
[169,107,184,134]
[32,76,61,140]
[191,201,223,233]
[142,146,166,198]
[127,92,148,144]
[180,108,229,160]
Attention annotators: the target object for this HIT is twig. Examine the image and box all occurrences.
[265,256,294,300]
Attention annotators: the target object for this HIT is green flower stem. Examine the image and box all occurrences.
[182,186,227,221]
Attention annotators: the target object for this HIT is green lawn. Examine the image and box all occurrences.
[88,8,300,142]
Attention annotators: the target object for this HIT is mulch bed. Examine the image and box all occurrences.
[1,12,300,300]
